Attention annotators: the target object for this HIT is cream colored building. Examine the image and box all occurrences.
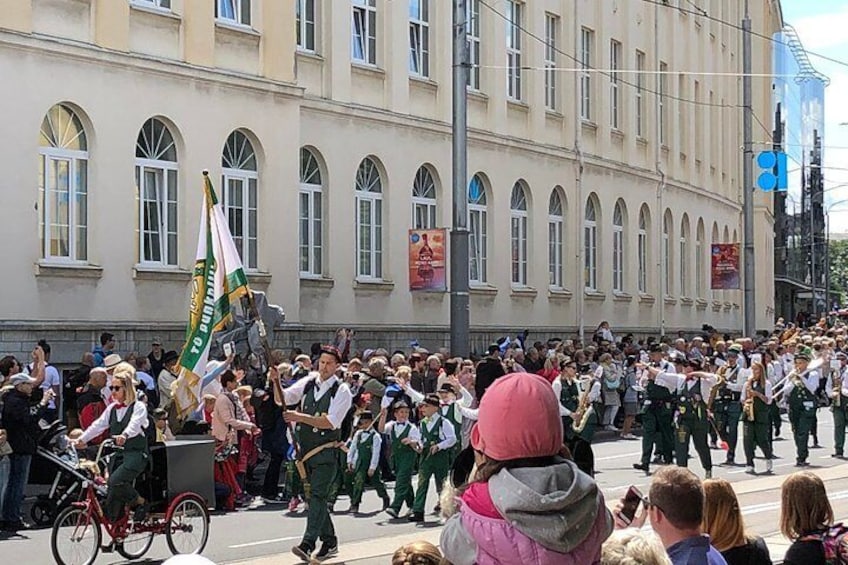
[0,0,781,360]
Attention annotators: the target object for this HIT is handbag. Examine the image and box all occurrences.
[0,431,12,457]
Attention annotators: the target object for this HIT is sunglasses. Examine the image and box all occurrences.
[109,385,125,392]
[642,496,664,514]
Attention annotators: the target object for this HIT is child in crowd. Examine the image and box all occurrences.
[346,411,390,514]
[378,401,420,518]
[392,540,444,565]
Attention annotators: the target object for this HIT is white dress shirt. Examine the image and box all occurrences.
[417,413,457,452]
[283,373,353,430]
[385,420,421,445]
[79,401,148,444]
[656,372,717,399]
[552,378,577,417]
[348,429,382,470]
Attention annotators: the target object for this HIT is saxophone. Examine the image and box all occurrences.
[742,377,755,422]
[834,369,843,408]
[572,377,595,433]
[707,366,727,410]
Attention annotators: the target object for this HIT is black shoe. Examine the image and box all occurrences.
[433,503,441,514]
[632,462,650,473]
[314,542,339,562]
[382,497,391,511]
[291,543,315,562]
[795,460,810,467]
[651,456,663,464]
[385,508,399,519]
[407,512,424,523]
[832,453,844,459]
[4,520,32,531]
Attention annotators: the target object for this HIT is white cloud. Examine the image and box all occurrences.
[790,8,848,51]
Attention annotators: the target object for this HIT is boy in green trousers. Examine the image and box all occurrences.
[378,401,420,519]
[409,394,457,523]
[346,411,390,514]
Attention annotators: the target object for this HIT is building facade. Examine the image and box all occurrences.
[0,0,781,361]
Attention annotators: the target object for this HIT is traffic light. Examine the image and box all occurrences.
[756,151,788,192]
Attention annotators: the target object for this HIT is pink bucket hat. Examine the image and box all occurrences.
[470,372,563,461]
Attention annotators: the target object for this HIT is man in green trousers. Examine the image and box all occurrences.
[783,347,820,467]
[828,352,848,458]
[378,401,419,518]
[633,345,675,475]
[273,346,353,563]
[712,345,744,466]
[409,394,456,523]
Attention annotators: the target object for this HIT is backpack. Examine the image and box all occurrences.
[800,524,848,565]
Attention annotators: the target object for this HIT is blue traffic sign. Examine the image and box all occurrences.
[756,151,787,192]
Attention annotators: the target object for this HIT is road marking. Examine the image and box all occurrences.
[596,451,642,462]
[229,535,301,549]
[741,490,848,516]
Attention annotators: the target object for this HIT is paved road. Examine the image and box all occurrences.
[6,410,848,564]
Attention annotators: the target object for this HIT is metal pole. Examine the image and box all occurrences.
[826,211,831,316]
[450,0,470,357]
[742,0,756,337]
[810,173,816,320]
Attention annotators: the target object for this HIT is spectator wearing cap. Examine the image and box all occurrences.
[92,332,115,368]
[1,373,54,530]
[147,337,165,383]
[828,352,848,459]
[644,359,717,479]
[781,347,822,467]
[378,399,420,519]
[408,393,455,523]
[269,345,353,562]
[440,373,613,565]
[712,345,745,466]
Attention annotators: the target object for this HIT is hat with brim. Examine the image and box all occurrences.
[422,395,440,408]
[152,337,163,346]
[358,411,374,421]
[9,373,36,387]
[438,383,457,395]
[320,345,342,363]
[104,354,123,369]
[162,350,180,365]
[796,347,812,361]
[393,401,410,410]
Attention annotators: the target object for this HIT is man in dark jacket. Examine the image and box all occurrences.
[2,374,52,531]
[474,347,506,401]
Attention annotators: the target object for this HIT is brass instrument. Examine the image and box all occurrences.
[742,378,755,421]
[834,369,843,408]
[707,366,728,410]
[572,376,595,433]
[772,358,825,401]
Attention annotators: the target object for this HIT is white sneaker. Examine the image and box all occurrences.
[766,459,773,473]
[745,465,756,475]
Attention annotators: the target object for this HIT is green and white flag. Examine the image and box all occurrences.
[173,173,250,419]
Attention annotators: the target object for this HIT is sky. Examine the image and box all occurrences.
[781,0,848,234]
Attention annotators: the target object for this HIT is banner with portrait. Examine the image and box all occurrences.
[409,229,447,291]
[711,243,740,290]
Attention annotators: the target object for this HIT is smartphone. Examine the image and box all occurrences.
[223,342,234,357]
[619,486,644,525]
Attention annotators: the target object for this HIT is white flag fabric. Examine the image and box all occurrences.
[172,173,250,419]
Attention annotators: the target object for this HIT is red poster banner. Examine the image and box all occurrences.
[409,229,447,291]
[711,243,740,290]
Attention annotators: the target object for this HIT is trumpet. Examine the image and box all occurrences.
[772,358,825,400]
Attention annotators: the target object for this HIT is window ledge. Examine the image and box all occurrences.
[712,300,723,312]
[507,99,529,112]
[611,128,625,141]
[469,284,498,297]
[664,296,678,305]
[246,271,272,285]
[468,90,488,103]
[354,279,394,292]
[636,136,649,146]
[581,120,598,132]
[130,2,181,21]
[696,298,709,310]
[300,276,335,289]
[296,49,323,62]
[638,293,656,304]
[214,19,260,37]
[661,144,670,154]
[133,265,191,282]
[613,291,633,303]
[680,296,695,306]
[351,62,385,77]
[545,109,564,120]
[35,261,103,279]
[410,75,438,90]
[584,290,606,302]
[548,287,573,300]
[510,286,537,299]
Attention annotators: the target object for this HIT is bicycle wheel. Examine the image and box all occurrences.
[117,528,155,560]
[166,495,210,555]
[51,506,101,565]
[31,498,56,526]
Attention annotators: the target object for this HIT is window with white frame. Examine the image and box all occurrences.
[580,28,594,120]
[635,50,645,138]
[584,199,598,290]
[663,213,672,295]
[678,74,687,153]
[548,190,564,288]
[355,158,383,279]
[465,0,481,90]
[133,0,171,10]
[468,175,488,284]
[695,226,704,297]
[610,39,621,129]
[136,118,177,266]
[506,1,522,101]
[352,0,377,65]
[222,131,258,270]
[296,0,316,52]
[409,0,429,77]
[680,219,689,295]
[638,208,648,293]
[39,104,88,262]
[216,0,250,26]
[659,61,668,145]
[412,166,437,229]
[510,182,528,286]
[299,148,323,277]
[544,13,558,110]
[612,201,624,292]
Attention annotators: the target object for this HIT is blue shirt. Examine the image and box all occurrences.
[667,535,728,565]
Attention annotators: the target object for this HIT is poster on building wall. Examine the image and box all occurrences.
[711,243,740,290]
[409,229,447,292]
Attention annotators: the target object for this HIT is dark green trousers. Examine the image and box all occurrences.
[743,420,773,465]
[350,465,388,506]
[106,450,147,522]
[835,406,848,456]
[714,401,742,461]
[412,450,449,514]
[641,406,673,466]
[674,419,712,472]
[768,403,782,438]
[390,452,416,512]
[302,450,338,548]
[790,411,815,463]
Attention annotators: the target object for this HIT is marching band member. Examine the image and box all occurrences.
[711,345,745,466]
[633,344,674,474]
[378,401,420,519]
[780,347,820,467]
[827,352,848,459]
[740,362,774,475]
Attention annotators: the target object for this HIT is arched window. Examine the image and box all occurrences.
[510,182,529,286]
[299,148,323,277]
[584,198,598,290]
[468,174,488,284]
[663,211,673,296]
[39,104,88,261]
[355,157,383,279]
[222,130,258,270]
[613,201,625,292]
[638,206,649,294]
[680,215,690,296]
[696,220,705,298]
[412,166,437,229]
[548,189,564,288]
[136,118,177,266]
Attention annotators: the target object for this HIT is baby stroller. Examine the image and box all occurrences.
[29,420,104,526]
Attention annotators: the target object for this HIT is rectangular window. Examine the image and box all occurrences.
[663,230,671,295]
[678,74,687,154]
[506,1,522,101]
[224,174,258,270]
[511,214,527,285]
[296,0,316,52]
[638,229,647,293]
[580,28,594,120]
[635,50,645,138]
[659,61,668,145]
[544,13,558,110]
[613,227,623,292]
[132,0,171,10]
[409,0,430,77]
[41,155,88,262]
[610,40,621,129]
[216,0,250,26]
[466,0,481,90]
[356,195,382,279]
[299,188,322,276]
[679,237,687,295]
[694,80,702,159]
[584,223,597,290]
[549,217,563,288]
[413,200,437,229]
[695,238,703,297]
[137,165,178,266]
[469,207,488,283]
[352,0,377,65]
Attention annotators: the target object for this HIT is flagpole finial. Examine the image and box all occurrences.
[202,169,209,177]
